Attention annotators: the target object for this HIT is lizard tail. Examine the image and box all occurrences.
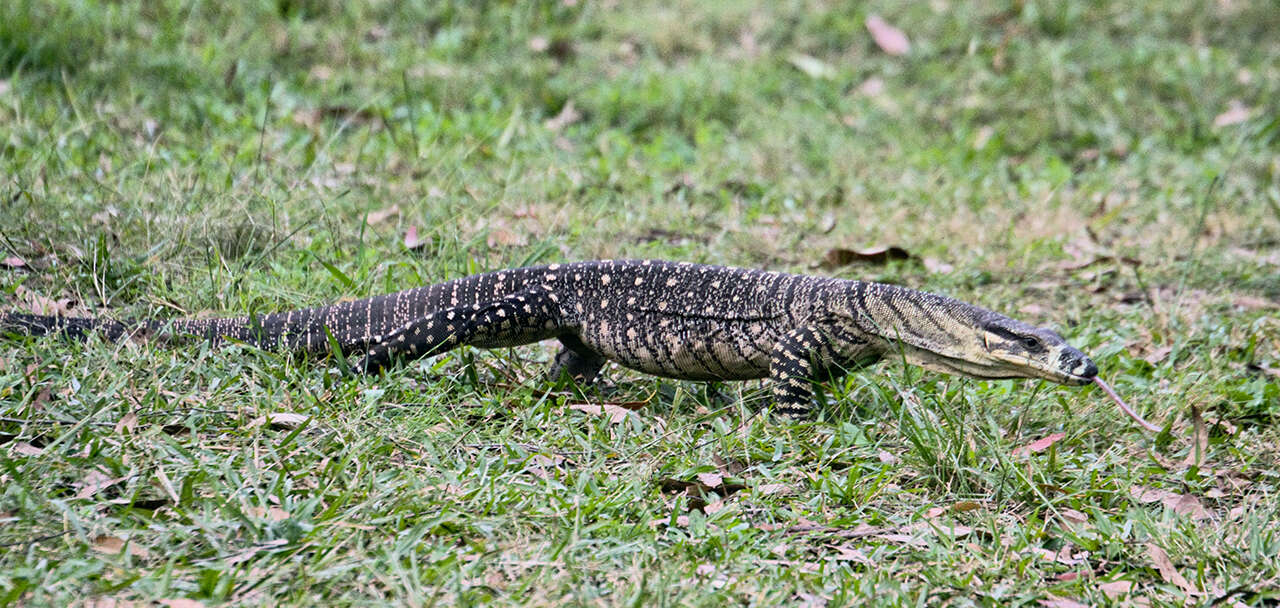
[1,313,146,341]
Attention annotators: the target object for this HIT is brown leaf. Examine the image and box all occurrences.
[403,225,429,250]
[1181,406,1208,468]
[788,54,837,79]
[1142,345,1173,366]
[1099,580,1134,598]
[544,101,580,132]
[1037,598,1089,608]
[875,533,927,547]
[648,514,692,528]
[265,412,308,430]
[865,15,910,55]
[114,412,138,435]
[826,544,872,565]
[951,501,982,514]
[1,256,25,269]
[75,470,129,500]
[1246,363,1280,379]
[1061,509,1088,524]
[922,257,955,274]
[1232,295,1277,310]
[1129,486,1211,520]
[821,246,912,269]
[15,285,78,316]
[568,403,632,424]
[854,76,885,97]
[1146,543,1195,593]
[153,465,180,504]
[1213,100,1252,128]
[92,535,150,559]
[487,227,527,248]
[1013,432,1065,456]
[366,204,400,225]
[11,442,43,456]
[247,506,290,521]
[756,483,794,496]
[696,472,724,489]
[85,597,143,608]
[158,600,205,608]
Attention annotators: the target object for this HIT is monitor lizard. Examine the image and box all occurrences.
[1,259,1100,417]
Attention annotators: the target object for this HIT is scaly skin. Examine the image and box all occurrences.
[1,260,1098,416]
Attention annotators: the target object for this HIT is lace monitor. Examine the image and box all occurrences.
[1,259,1098,416]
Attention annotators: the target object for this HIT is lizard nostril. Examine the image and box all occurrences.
[1079,358,1098,378]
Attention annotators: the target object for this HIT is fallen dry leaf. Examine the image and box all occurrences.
[1129,486,1211,520]
[568,403,632,424]
[1213,100,1252,128]
[788,53,836,79]
[877,450,899,464]
[1181,406,1208,468]
[756,483,794,496]
[1060,509,1088,524]
[1,256,25,269]
[92,535,150,559]
[153,465,180,504]
[15,285,78,317]
[855,76,885,97]
[366,204,400,225]
[696,472,724,489]
[76,470,129,500]
[403,225,429,250]
[820,246,912,269]
[1013,432,1065,456]
[1142,345,1173,366]
[487,227,527,248]
[865,15,910,55]
[1037,597,1089,608]
[247,506,290,521]
[11,442,44,456]
[1246,363,1280,379]
[1146,543,1195,594]
[114,412,138,435]
[922,257,955,274]
[265,412,308,430]
[544,101,580,132]
[648,514,692,528]
[1098,580,1134,598]
[158,600,205,608]
[825,543,872,565]
[84,597,142,608]
[1232,295,1277,310]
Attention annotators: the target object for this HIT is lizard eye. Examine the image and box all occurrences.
[1021,336,1041,349]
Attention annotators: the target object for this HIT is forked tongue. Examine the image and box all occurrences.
[1093,376,1161,432]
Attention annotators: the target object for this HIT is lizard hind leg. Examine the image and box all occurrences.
[354,288,564,374]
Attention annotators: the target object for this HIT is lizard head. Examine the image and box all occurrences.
[844,283,1097,386]
[968,312,1098,385]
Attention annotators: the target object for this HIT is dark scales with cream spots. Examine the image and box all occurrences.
[1,260,1101,417]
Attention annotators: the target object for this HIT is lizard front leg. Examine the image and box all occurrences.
[548,334,606,385]
[768,326,876,417]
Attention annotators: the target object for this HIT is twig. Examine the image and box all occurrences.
[0,529,70,548]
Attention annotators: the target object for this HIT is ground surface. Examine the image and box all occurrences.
[1,1,1278,606]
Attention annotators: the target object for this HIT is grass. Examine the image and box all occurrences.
[1,0,1278,605]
